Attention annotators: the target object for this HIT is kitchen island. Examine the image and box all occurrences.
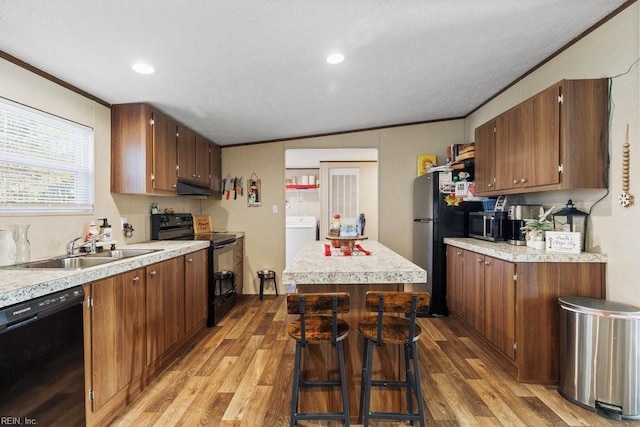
[282,240,427,420]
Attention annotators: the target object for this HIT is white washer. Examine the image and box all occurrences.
[286,216,317,265]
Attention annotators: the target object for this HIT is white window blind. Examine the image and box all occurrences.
[0,97,94,214]
[329,168,359,225]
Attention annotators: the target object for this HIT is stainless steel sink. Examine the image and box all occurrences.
[85,248,163,259]
[5,248,163,269]
[12,256,117,269]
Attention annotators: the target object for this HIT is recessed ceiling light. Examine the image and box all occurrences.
[326,53,344,65]
[132,63,155,74]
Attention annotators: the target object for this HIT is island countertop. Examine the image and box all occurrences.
[282,240,427,285]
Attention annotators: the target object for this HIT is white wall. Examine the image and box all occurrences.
[464,3,640,306]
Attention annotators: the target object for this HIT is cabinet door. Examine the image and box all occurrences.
[463,251,484,334]
[185,249,208,333]
[531,84,561,187]
[483,257,516,360]
[495,100,533,191]
[195,134,211,184]
[151,110,177,192]
[475,120,496,194]
[235,236,244,294]
[446,246,464,315]
[177,123,196,181]
[146,257,185,365]
[90,269,145,411]
[209,142,222,198]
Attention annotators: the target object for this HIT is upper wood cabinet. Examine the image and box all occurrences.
[474,120,496,193]
[111,103,178,195]
[475,79,608,196]
[209,142,222,199]
[177,123,196,181]
[177,124,211,185]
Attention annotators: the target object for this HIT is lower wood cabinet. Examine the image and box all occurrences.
[446,244,604,384]
[84,251,208,426]
[185,249,208,333]
[87,269,146,413]
[146,256,185,366]
[235,236,244,294]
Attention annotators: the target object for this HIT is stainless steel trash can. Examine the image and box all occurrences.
[558,296,640,420]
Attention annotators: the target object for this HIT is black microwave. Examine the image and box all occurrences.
[468,211,507,241]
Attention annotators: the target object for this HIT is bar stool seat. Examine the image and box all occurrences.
[287,292,350,426]
[358,291,430,427]
[258,269,278,300]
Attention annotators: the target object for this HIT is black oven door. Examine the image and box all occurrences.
[208,239,238,326]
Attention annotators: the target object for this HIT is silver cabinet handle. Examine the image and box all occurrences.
[132,276,140,282]
[187,258,193,263]
[149,270,157,276]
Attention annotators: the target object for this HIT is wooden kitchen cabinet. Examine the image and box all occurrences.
[111,103,178,194]
[87,269,146,413]
[146,256,185,366]
[209,142,222,198]
[462,250,485,334]
[184,249,208,333]
[474,120,496,193]
[84,251,208,426]
[445,244,605,384]
[482,256,516,361]
[177,122,196,182]
[445,245,464,316]
[235,236,244,294]
[177,124,211,185]
[476,78,608,196]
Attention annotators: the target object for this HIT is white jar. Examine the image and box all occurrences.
[0,229,17,266]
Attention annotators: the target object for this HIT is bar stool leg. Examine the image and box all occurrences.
[337,340,350,426]
[358,339,368,423]
[290,343,302,427]
[274,275,279,296]
[259,277,264,300]
[361,338,375,426]
[404,343,414,420]
[411,341,426,427]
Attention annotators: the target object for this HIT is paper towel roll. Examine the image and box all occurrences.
[301,175,309,185]
[309,175,315,186]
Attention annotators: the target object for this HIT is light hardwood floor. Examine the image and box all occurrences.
[110,295,638,426]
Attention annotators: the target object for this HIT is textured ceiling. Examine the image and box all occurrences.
[0,1,628,146]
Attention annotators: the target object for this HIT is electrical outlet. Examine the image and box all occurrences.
[120,217,128,230]
[272,205,278,214]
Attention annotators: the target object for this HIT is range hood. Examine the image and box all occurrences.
[176,179,215,196]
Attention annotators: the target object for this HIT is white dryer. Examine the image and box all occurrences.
[286,216,317,265]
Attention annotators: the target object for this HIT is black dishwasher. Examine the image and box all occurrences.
[0,286,85,426]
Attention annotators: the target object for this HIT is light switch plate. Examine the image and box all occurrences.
[272,205,278,214]
[120,217,128,230]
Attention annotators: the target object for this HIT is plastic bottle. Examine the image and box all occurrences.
[86,220,99,242]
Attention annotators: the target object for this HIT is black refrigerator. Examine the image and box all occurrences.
[412,172,483,316]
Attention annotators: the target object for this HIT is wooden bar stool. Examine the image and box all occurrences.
[286,292,350,426]
[258,270,278,300]
[358,291,430,426]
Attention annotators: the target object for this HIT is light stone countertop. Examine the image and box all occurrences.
[444,237,607,263]
[0,240,209,309]
[282,240,427,285]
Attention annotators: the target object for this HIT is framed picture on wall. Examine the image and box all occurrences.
[417,154,437,176]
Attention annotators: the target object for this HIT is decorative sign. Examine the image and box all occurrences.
[417,154,437,176]
[545,231,582,254]
[247,173,262,207]
[194,216,213,233]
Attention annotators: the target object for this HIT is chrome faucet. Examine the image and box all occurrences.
[66,237,83,255]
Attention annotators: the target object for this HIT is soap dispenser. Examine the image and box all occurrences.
[100,218,113,242]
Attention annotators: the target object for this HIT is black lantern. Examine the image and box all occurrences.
[553,199,589,251]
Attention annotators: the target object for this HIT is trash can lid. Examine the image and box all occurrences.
[559,296,640,316]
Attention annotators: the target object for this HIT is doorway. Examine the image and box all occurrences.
[285,148,378,263]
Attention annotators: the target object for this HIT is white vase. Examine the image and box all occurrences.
[12,224,30,263]
[0,229,17,266]
[533,240,546,250]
